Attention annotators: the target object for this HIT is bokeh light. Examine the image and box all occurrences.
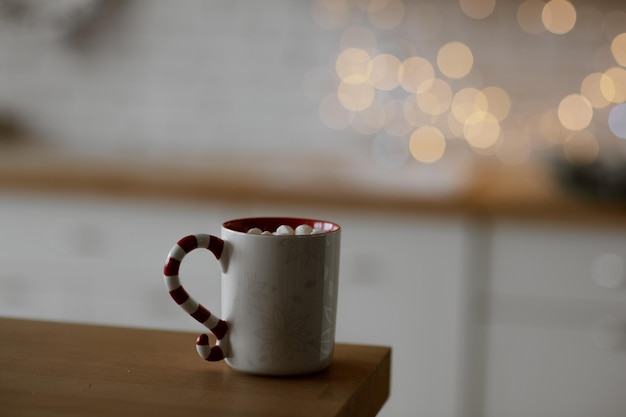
[399,56,435,94]
[482,86,511,121]
[409,126,446,163]
[336,48,371,84]
[581,72,612,109]
[542,0,577,35]
[460,0,496,20]
[337,80,376,111]
[517,0,546,34]
[403,96,431,127]
[608,103,626,139]
[369,53,402,91]
[451,88,488,124]
[315,1,626,164]
[416,78,453,116]
[600,67,626,103]
[610,33,626,67]
[447,111,466,138]
[464,112,501,149]
[557,94,593,131]
[437,42,474,79]
[538,108,569,145]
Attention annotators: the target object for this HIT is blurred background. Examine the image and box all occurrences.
[1,1,626,416]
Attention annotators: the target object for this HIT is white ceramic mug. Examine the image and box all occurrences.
[163,217,341,376]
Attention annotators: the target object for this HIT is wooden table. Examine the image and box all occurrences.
[0,318,390,417]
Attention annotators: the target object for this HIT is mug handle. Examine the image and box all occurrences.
[163,234,229,362]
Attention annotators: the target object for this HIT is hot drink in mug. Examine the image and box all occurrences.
[163,217,341,376]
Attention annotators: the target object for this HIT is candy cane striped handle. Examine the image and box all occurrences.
[164,234,229,362]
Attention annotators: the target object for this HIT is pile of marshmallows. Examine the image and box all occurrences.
[247,224,324,236]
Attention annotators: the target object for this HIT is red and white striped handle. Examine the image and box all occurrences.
[163,234,229,362]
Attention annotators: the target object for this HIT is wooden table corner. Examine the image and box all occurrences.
[0,318,391,417]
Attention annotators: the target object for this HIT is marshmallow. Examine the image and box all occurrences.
[246,224,326,236]
[275,225,295,235]
[295,224,313,235]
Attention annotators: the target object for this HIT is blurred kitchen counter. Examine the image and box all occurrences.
[0,146,624,225]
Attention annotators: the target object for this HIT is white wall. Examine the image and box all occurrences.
[0,0,354,155]
[1,0,624,164]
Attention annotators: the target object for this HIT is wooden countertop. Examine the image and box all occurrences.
[0,146,624,225]
[0,318,390,417]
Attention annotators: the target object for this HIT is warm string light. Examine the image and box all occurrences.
[542,0,577,34]
[312,0,626,166]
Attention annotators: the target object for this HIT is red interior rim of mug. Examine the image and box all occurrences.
[223,217,340,234]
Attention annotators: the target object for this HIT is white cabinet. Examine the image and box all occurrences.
[322,211,466,417]
[0,192,227,330]
[0,192,467,417]
[482,220,626,417]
